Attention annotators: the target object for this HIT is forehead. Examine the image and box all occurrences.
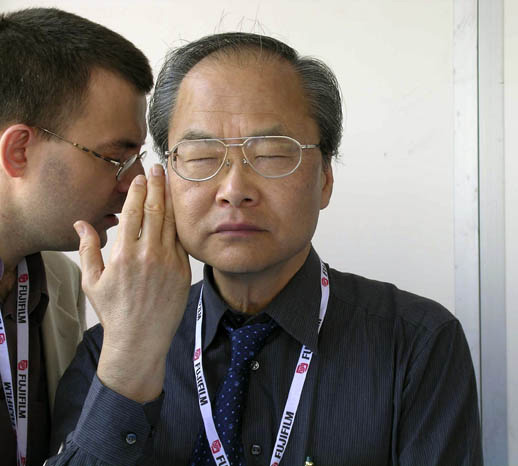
[66,68,147,145]
[169,53,318,141]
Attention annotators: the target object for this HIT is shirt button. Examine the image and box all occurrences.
[250,360,260,371]
[125,433,137,445]
[250,444,262,455]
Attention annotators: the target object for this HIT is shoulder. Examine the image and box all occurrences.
[41,251,85,328]
[41,251,81,279]
[327,266,456,334]
[324,267,471,376]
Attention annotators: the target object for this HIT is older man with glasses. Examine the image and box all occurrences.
[48,32,482,466]
[0,8,152,465]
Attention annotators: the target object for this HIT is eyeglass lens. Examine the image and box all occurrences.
[170,137,301,180]
[116,152,145,180]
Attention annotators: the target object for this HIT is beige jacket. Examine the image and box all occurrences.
[41,251,86,415]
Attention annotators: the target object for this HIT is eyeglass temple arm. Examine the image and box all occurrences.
[39,127,123,166]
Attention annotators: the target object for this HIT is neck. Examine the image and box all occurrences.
[0,268,17,303]
[0,238,25,277]
[0,219,27,301]
[0,257,24,304]
[212,245,311,314]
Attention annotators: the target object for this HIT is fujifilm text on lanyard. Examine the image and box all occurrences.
[193,258,330,465]
[0,259,30,466]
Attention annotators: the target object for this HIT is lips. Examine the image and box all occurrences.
[104,206,123,218]
[214,223,264,233]
[102,214,119,227]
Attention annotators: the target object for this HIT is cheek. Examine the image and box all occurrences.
[37,160,76,210]
[285,172,323,211]
[171,182,211,232]
[262,177,321,238]
[39,160,113,225]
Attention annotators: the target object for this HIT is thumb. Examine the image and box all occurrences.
[74,220,104,290]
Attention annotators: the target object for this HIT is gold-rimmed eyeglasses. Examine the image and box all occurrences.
[164,135,320,182]
[37,127,146,181]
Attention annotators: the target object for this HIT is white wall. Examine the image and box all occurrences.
[2,0,455,329]
[505,0,518,462]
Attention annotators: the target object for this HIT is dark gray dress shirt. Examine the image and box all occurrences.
[47,248,482,465]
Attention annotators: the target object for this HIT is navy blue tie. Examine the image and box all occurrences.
[190,318,277,466]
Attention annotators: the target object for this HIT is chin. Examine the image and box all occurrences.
[212,262,263,275]
[201,248,299,276]
[189,248,261,274]
[49,234,82,253]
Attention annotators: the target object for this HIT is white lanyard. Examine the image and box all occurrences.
[193,259,330,466]
[0,259,30,466]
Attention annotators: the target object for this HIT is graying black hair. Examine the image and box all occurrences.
[149,32,342,167]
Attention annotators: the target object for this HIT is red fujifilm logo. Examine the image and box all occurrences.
[18,360,28,371]
[0,333,5,344]
[18,274,28,283]
[296,363,308,374]
[193,348,201,361]
[211,440,222,453]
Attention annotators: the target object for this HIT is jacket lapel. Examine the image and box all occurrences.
[41,262,81,414]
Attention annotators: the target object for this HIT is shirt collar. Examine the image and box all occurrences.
[201,268,230,351]
[200,246,323,353]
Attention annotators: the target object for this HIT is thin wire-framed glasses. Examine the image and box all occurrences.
[37,127,146,181]
[164,135,320,182]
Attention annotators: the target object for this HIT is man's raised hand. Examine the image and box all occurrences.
[74,164,191,402]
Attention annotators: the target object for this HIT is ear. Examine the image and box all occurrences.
[320,162,334,210]
[0,124,36,178]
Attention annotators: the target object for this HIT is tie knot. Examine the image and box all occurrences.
[225,319,277,369]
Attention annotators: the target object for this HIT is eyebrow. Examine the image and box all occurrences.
[181,130,214,140]
[179,125,287,141]
[249,125,286,137]
[95,138,146,154]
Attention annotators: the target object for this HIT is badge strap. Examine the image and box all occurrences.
[194,259,330,466]
[0,259,30,466]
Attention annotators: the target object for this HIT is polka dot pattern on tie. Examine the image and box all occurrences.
[190,318,277,466]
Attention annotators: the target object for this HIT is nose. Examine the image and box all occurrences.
[215,152,259,208]
[116,158,146,193]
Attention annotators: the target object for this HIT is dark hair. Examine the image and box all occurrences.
[149,32,342,166]
[0,8,153,132]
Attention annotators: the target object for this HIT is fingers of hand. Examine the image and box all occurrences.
[162,168,177,248]
[74,220,104,290]
[140,164,166,244]
[117,174,147,242]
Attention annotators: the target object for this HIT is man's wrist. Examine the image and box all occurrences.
[97,346,166,403]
